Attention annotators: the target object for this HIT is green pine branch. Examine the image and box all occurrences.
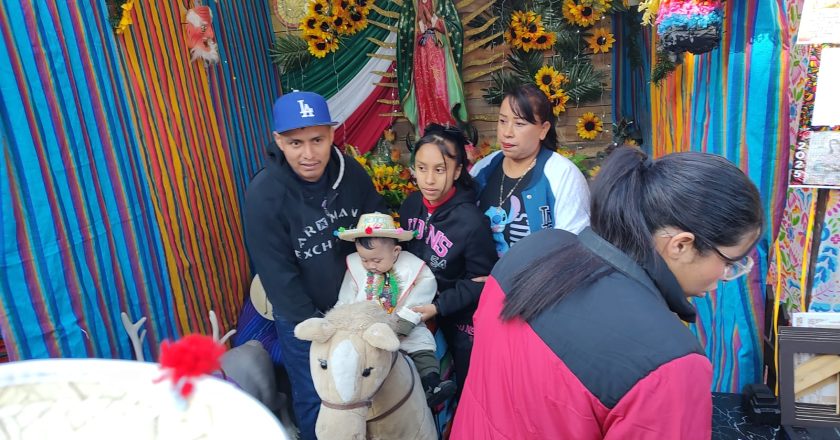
[269,33,313,74]
[555,57,606,104]
[508,48,546,80]
[483,71,523,105]
[651,51,679,85]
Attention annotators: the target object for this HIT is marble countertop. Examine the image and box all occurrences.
[713,392,781,440]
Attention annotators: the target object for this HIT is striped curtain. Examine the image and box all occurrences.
[612,10,652,148]
[645,0,793,392]
[0,1,280,360]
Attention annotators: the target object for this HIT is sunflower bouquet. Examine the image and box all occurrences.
[534,66,571,116]
[504,10,557,52]
[346,146,417,213]
[300,0,373,58]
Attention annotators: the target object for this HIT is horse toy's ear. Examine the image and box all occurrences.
[294,318,336,343]
[361,323,400,352]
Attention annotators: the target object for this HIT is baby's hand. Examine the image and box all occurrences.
[411,304,438,322]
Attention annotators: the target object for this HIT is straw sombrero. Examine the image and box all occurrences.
[335,212,416,242]
[249,275,274,321]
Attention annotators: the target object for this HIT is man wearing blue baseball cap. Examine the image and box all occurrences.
[243,91,386,439]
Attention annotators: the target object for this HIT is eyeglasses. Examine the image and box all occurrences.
[710,246,754,282]
[660,231,755,282]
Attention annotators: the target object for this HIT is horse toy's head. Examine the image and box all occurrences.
[296,301,435,440]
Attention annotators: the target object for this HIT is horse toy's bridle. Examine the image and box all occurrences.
[320,351,417,423]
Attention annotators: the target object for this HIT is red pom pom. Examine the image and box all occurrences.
[180,381,195,398]
[158,334,225,398]
[365,226,373,234]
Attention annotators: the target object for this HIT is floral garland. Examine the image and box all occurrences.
[364,271,401,313]
[299,0,373,58]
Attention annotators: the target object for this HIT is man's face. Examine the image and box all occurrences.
[274,125,334,182]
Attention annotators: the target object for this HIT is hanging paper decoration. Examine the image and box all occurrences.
[185,5,221,64]
[656,0,723,55]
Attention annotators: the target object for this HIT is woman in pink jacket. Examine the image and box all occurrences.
[452,147,764,439]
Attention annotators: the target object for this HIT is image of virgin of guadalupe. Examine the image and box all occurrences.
[396,0,468,135]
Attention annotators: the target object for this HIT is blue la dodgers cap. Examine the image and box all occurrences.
[272,90,339,133]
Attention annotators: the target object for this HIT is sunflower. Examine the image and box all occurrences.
[531,31,556,51]
[346,6,368,33]
[586,27,615,53]
[306,0,330,17]
[576,112,604,140]
[535,65,562,93]
[301,14,331,37]
[306,33,339,58]
[350,0,372,14]
[571,4,603,27]
[333,10,355,35]
[504,27,524,49]
[520,13,545,39]
[510,10,536,29]
[549,89,570,116]
[562,0,578,23]
[563,0,605,27]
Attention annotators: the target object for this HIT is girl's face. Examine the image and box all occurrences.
[497,97,550,162]
[656,228,760,297]
[413,142,462,204]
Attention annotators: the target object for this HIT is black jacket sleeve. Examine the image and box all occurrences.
[434,215,498,317]
[245,193,318,323]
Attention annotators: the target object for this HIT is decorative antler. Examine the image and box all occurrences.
[209,310,236,345]
[121,312,148,362]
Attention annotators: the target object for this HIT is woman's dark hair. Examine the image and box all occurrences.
[411,123,474,189]
[504,83,558,150]
[501,147,765,321]
[356,236,399,250]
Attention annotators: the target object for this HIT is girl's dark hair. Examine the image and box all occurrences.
[356,237,398,250]
[501,147,765,321]
[411,123,474,189]
[504,83,558,150]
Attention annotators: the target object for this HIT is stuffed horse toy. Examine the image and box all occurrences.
[295,301,436,440]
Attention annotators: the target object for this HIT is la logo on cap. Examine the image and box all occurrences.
[298,100,315,118]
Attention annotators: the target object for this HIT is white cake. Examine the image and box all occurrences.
[0,359,292,439]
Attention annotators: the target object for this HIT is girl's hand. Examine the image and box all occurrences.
[411,304,438,322]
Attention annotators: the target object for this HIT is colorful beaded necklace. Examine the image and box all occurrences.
[364,270,401,313]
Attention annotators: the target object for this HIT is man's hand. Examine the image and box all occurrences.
[471,276,489,283]
[411,304,438,322]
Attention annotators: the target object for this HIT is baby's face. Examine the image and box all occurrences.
[356,239,401,275]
